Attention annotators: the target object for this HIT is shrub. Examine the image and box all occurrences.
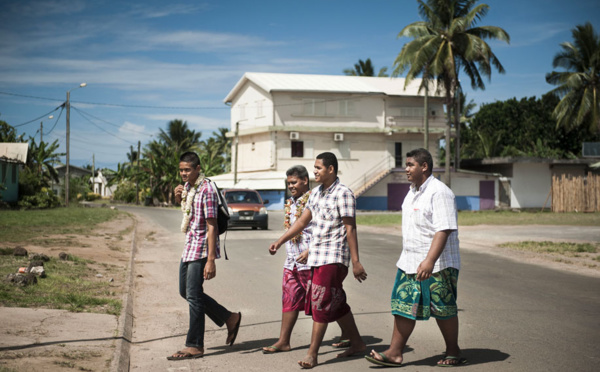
[18,188,61,210]
[112,181,136,203]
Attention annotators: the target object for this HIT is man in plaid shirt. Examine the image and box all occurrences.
[168,152,241,361]
[270,152,367,369]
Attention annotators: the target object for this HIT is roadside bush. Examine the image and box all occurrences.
[112,180,136,203]
[85,192,101,201]
[18,187,61,210]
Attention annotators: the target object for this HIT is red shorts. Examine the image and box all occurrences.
[305,264,351,323]
[282,267,311,312]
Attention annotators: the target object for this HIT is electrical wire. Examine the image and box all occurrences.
[43,107,65,136]
[71,106,137,145]
[12,106,64,127]
[70,106,152,136]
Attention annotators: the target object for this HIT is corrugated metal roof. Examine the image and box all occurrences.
[0,143,28,164]
[224,72,442,103]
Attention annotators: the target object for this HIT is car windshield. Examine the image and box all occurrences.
[226,191,260,204]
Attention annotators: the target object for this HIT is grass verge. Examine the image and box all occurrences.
[0,252,122,315]
[498,241,598,255]
[0,206,120,242]
[356,210,600,226]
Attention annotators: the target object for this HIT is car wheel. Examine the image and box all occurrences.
[252,226,258,230]
[260,225,268,230]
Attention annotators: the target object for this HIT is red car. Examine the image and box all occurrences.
[222,189,269,230]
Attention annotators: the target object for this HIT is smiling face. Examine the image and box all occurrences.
[313,159,335,186]
[405,156,428,188]
[179,161,201,185]
[287,174,309,199]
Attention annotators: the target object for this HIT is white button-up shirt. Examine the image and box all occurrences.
[397,175,460,274]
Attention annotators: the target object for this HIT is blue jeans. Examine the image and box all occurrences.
[179,259,232,348]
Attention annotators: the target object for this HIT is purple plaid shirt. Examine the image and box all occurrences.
[181,179,221,262]
[306,178,355,267]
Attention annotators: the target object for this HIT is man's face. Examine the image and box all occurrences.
[179,161,201,184]
[313,159,334,184]
[405,157,427,185]
[287,175,308,198]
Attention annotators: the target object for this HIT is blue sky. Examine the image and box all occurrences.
[1,0,599,169]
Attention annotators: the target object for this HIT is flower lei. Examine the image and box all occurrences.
[180,174,205,233]
[284,190,311,243]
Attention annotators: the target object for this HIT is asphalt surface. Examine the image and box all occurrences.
[118,206,600,372]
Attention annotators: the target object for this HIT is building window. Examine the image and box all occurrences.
[256,100,264,117]
[339,99,355,116]
[398,107,424,117]
[302,99,325,116]
[291,141,304,158]
[239,103,246,120]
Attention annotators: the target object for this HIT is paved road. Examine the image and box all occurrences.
[120,206,600,372]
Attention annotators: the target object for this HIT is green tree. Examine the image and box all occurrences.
[26,139,64,185]
[546,22,600,134]
[0,121,25,142]
[158,119,202,154]
[344,58,389,77]
[393,0,509,185]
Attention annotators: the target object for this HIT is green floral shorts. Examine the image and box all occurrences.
[391,268,459,320]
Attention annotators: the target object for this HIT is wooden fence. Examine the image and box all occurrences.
[551,172,600,212]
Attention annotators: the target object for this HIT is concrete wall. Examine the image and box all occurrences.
[510,163,551,208]
[0,162,19,202]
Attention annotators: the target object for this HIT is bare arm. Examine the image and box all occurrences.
[416,229,452,281]
[269,208,312,255]
[342,216,367,283]
[204,218,218,280]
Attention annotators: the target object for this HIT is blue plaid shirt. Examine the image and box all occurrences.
[306,178,355,267]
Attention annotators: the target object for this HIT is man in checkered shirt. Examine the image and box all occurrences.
[269,152,368,369]
[168,152,241,361]
[366,148,464,368]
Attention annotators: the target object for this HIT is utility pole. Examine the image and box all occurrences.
[40,121,43,144]
[92,154,95,194]
[423,85,429,151]
[65,83,86,207]
[136,141,140,205]
[234,121,239,185]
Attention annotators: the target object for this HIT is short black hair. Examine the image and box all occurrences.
[316,152,338,174]
[286,165,309,180]
[179,151,200,168]
[406,148,433,174]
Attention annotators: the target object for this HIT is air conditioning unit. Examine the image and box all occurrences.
[290,132,300,140]
[386,116,395,125]
[333,133,344,142]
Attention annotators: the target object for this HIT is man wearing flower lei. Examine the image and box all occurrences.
[269,153,368,369]
[168,152,241,361]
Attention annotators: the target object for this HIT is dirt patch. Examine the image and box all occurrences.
[0,213,136,372]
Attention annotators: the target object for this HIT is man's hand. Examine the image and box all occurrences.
[174,184,184,204]
[352,261,367,283]
[268,242,281,255]
[416,259,435,281]
[204,259,216,280]
[296,250,308,264]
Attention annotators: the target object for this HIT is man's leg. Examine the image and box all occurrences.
[335,311,366,357]
[298,321,328,368]
[436,316,461,365]
[368,315,415,365]
[169,260,205,359]
[263,311,299,352]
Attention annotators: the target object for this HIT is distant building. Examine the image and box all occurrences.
[0,143,28,203]
[212,72,454,210]
[52,165,92,197]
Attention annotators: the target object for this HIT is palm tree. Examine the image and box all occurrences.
[26,139,64,186]
[393,0,509,185]
[158,119,202,154]
[545,22,600,134]
[211,127,231,172]
[344,58,389,77]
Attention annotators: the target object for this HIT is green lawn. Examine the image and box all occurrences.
[356,210,600,227]
[0,206,121,242]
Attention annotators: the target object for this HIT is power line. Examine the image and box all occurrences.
[12,106,64,127]
[70,106,153,136]
[43,107,65,136]
[71,106,138,145]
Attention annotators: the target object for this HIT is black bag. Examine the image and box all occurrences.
[207,179,230,259]
[206,178,230,235]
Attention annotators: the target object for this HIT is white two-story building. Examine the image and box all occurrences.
[212,72,489,210]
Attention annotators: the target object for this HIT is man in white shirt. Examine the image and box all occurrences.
[366,148,465,367]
